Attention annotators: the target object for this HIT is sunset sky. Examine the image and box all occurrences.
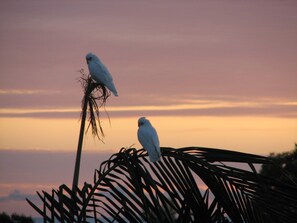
[0,0,296,218]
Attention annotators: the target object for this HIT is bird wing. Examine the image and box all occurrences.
[94,60,113,83]
[90,60,118,96]
[151,127,160,149]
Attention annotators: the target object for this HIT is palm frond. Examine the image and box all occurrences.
[28,147,297,223]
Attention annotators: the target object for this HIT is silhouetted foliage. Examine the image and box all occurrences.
[78,69,110,141]
[260,143,297,184]
[72,70,111,191]
[0,212,34,223]
[258,144,297,223]
[0,212,11,223]
[28,147,297,223]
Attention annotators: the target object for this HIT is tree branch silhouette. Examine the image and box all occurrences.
[72,70,110,192]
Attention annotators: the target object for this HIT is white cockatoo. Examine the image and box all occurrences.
[86,53,118,96]
[137,117,161,162]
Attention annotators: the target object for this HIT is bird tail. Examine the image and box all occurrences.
[149,147,161,162]
[105,82,118,96]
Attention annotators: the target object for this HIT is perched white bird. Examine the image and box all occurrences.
[86,53,118,96]
[137,117,161,162]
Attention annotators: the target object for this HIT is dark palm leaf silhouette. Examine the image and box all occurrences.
[27,147,297,223]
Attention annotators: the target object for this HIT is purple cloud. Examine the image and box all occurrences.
[0,190,38,202]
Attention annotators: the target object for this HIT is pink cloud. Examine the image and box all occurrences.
[0,0,296,102]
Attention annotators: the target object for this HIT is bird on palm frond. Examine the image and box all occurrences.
[137,117,161,162]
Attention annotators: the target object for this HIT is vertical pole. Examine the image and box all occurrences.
[72,79,92,192]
